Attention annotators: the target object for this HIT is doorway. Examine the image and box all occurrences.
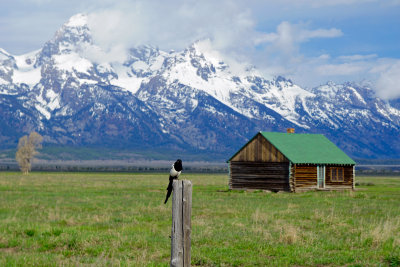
[317,165,325,189]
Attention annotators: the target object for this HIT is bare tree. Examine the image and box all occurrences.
[15,132,43,174]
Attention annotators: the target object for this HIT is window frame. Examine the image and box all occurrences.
[330,167,344,182]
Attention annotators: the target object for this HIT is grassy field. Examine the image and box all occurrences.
[0,172,399,266]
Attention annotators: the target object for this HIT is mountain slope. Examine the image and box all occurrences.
[1,13,400,159]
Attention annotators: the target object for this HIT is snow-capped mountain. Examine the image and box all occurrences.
[1,13,400,159]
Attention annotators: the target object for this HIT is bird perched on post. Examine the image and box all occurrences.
[164,159,183,204]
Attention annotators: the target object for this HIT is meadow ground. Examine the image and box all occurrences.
[0,172,399,266]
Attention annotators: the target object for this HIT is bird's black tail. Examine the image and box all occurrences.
[164,176,174,204]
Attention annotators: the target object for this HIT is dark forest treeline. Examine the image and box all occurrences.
[1,163,400,175]
[0,163,228,173]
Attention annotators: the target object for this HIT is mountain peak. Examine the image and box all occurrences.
[34,13,92,66]
[64,13,88,28]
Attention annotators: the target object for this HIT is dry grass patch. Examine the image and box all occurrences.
[250,208,274,240]
[279,224,300,244]
[251,224,273,241]
[369,217,400,247]
[251,207,270,225]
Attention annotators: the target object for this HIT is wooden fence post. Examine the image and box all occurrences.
[171,180,192,267]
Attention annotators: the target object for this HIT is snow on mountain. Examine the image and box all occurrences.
[1,13,400,159]
[65,13,88,28]
[0,48,12,62]
[12,51,41,85]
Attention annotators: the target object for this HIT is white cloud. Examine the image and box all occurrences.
[86,0,257,56]
[318,54,331,60]
[316,63,366,76]
[300,28,343,39]
[249,21,344,83]
[25,0,53,4]
[376,62,400,100]
[280,55,400,99]
[275,0,377,8]
[79,42,128,64]
[257,22,342,47]
[255,21,342,62]
[338,54,378,61]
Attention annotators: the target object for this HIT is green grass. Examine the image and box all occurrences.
[0,172,399,266]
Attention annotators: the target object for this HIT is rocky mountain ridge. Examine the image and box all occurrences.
[1,14,399,159]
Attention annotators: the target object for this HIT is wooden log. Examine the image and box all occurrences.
[294,165,317,189]
[183,181,192,267]
[171,180,183,267]
[229,161,290,191]
[171,180,192,267]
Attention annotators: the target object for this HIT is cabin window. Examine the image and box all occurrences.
[331,167,344,182]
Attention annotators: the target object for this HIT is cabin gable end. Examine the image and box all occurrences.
[230,133,288,163]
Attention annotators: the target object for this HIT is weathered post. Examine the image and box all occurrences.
[171,180,192,267]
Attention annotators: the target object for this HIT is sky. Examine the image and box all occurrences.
[1,0,399,99]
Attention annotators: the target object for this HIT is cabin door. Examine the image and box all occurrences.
[317,165,325,189]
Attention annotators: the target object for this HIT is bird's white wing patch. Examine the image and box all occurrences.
[170,168,180,177]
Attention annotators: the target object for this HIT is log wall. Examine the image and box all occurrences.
[230,162,290,191]
[230,134,288,163]
[293,165,318,191]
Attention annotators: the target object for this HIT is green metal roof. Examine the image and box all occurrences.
[228,131,355,165]
[260,132,355,165]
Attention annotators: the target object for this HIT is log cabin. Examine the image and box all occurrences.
[227,130,356,192]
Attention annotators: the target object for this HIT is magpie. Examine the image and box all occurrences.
[164,159,183,204]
